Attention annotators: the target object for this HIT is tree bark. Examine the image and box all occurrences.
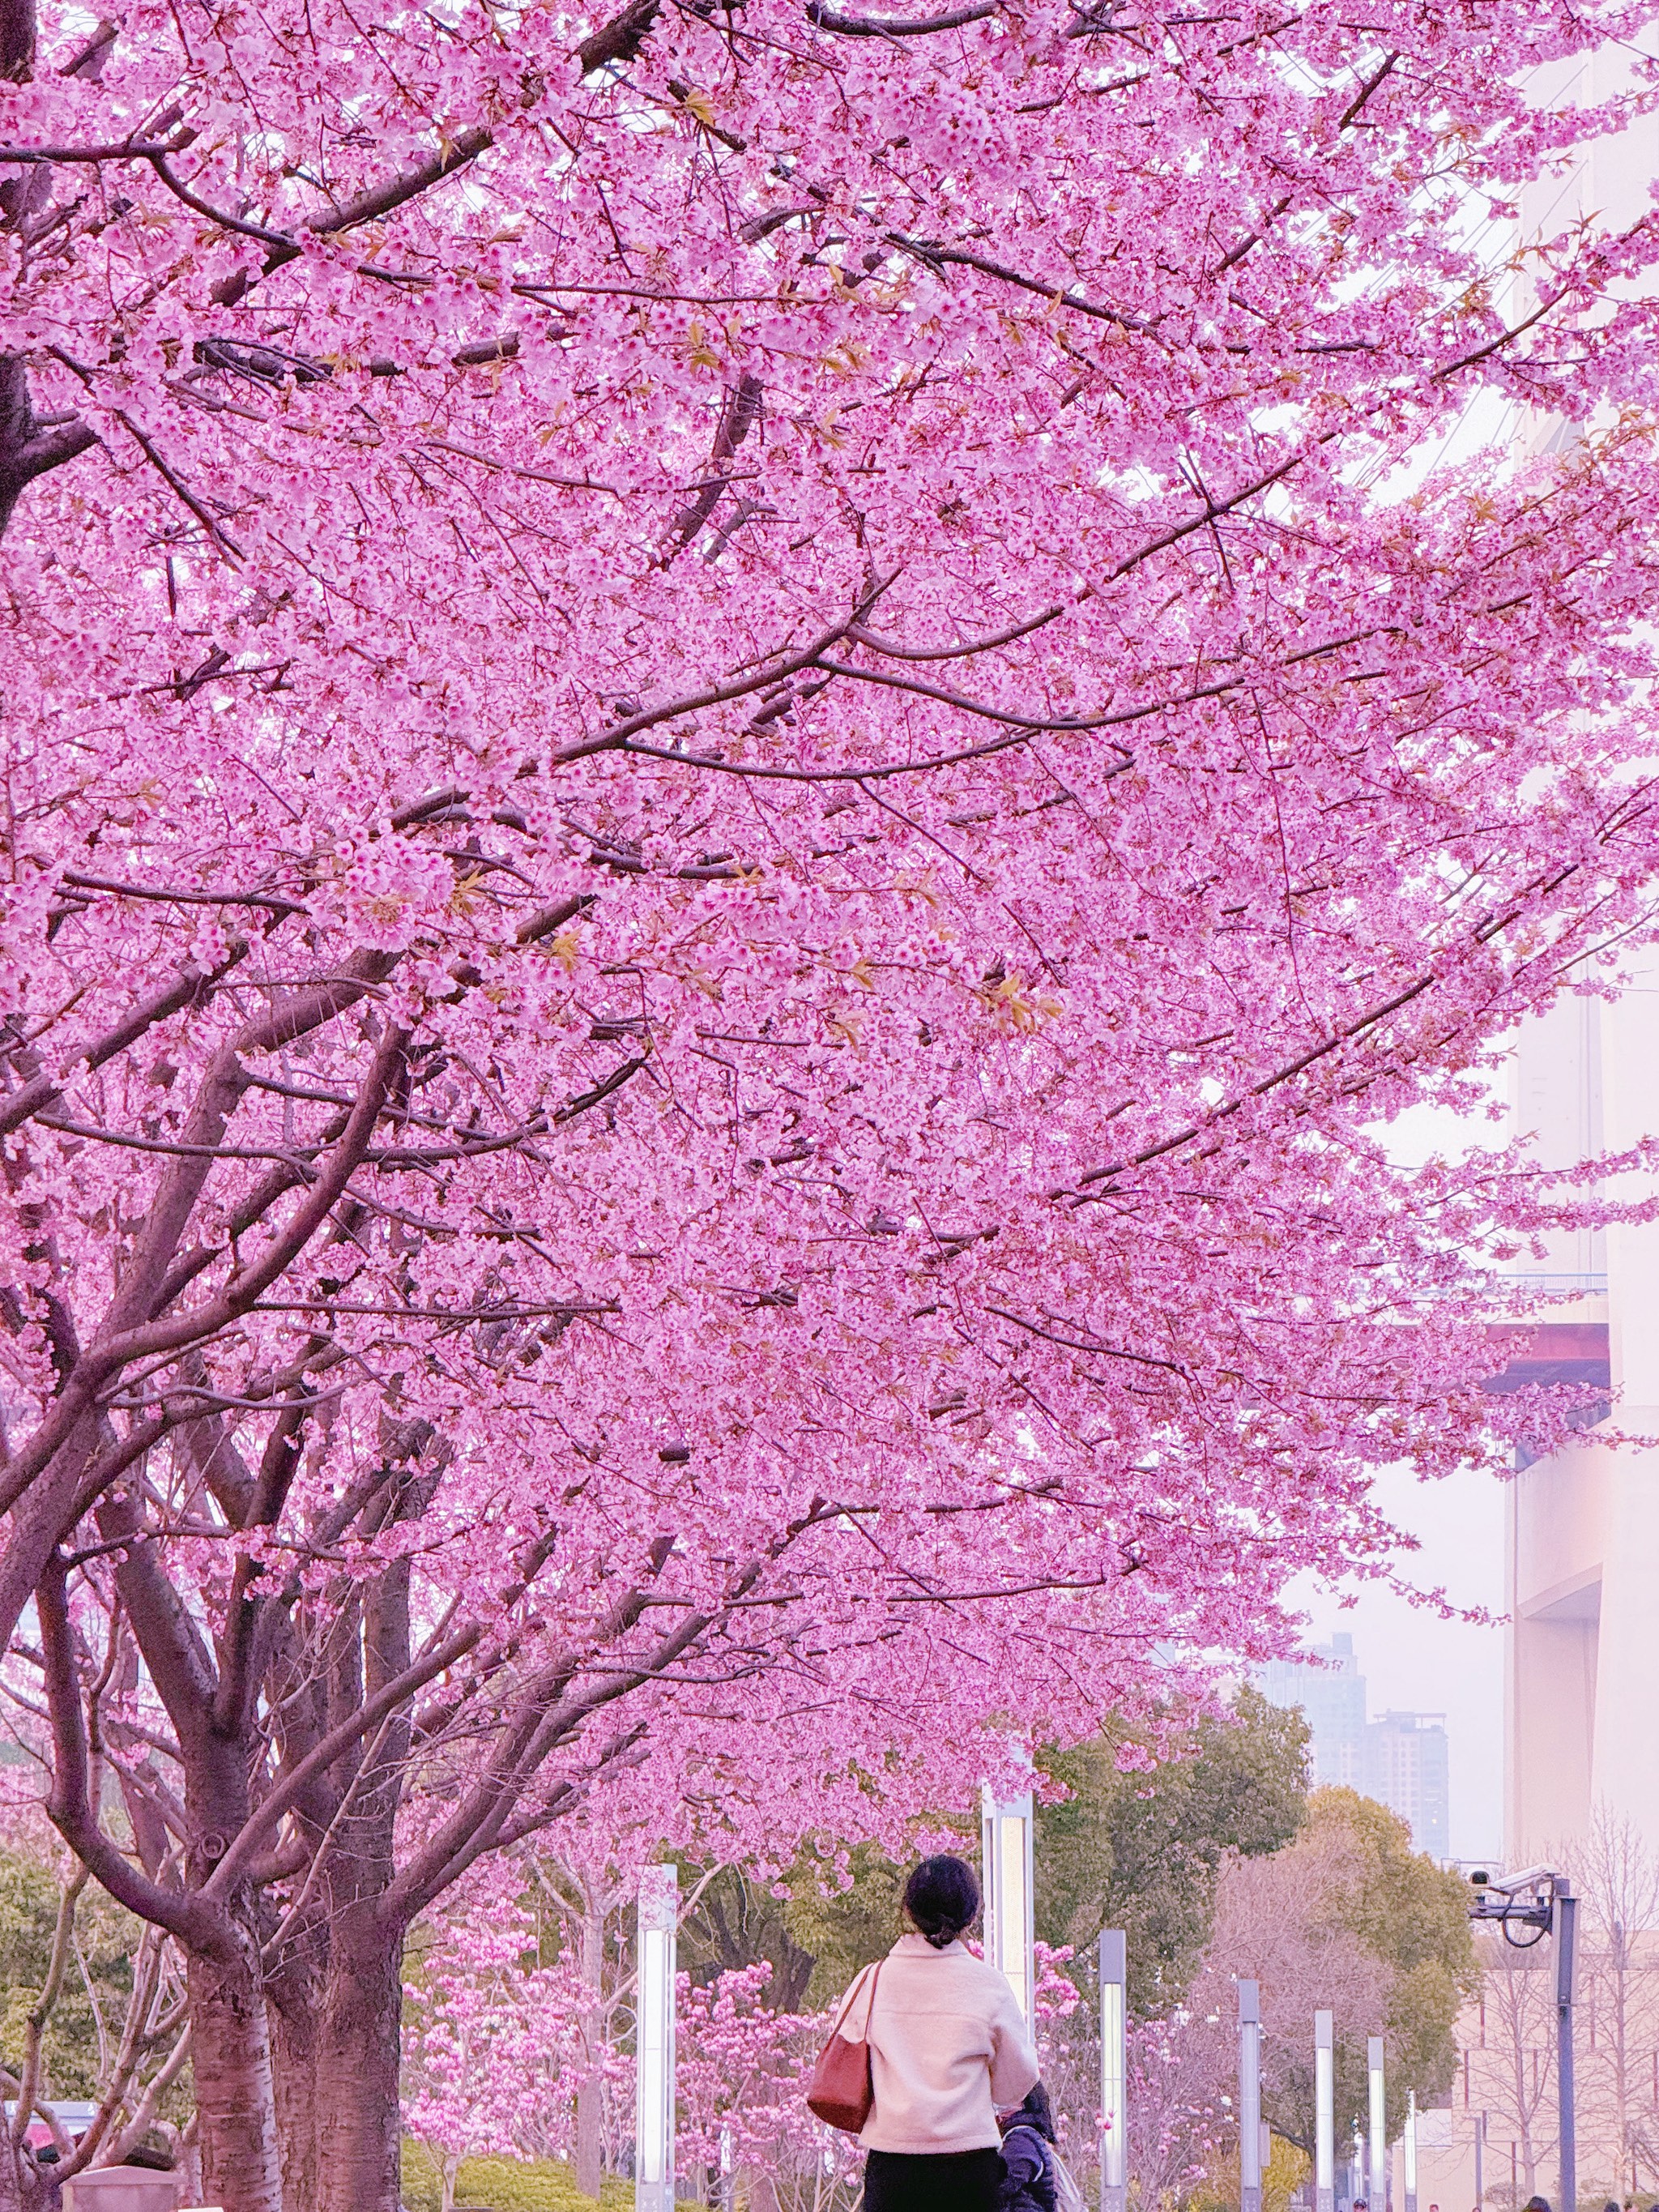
[311,1907,406,2212]
[0,0,33,79]
[188,1935,285,2212]
[268,1969,322,2212]
[0,357,96,537]
[574,2080,604,2201]
[575,1898,606,2199]
[0,2134,54,2212]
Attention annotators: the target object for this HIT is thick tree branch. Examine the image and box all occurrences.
[198,1619,484,1901]
[807,1,994,32]
[210,126,494,305]
[0,355,98,536]
[0,0,32,80]
[38,1558,222,1949]
[576,0,659,73]
[0,946,244,1138]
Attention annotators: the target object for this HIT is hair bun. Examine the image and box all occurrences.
[902,1853,980,1949]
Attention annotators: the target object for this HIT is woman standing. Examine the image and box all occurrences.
[836,1853,1039,2212]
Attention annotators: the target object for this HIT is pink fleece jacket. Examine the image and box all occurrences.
[837,1932,1040,2156]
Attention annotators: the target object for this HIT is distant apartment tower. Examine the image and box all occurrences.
[1256,1633,1451,1858]
[1365,1710,1450,1862]
[1258,1631,1366,1790]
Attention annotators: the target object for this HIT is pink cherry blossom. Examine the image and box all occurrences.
[2,0,1658,2203]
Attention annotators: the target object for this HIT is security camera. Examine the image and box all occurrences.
[1478,1865,1560,1898]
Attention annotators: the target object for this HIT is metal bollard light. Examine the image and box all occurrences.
[1239,1981,1263,2212]
[635,1863,678,2212]
[1315,2010,1335,2212]
[1099,1929,1128,2212]
[1367,2039,1387,2212]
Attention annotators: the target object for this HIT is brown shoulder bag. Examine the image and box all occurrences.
[805,1960,884,2133]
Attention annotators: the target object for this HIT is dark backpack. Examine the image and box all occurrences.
[1000,2122,1058,2212]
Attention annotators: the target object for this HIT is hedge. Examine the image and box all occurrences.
[399,2141,633,2212]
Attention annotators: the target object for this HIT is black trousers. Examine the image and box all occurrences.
[864,2147,1007,2211]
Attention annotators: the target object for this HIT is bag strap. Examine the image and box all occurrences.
[827,1958,884,2044]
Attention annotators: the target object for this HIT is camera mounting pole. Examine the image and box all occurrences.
[1469,1868,1576,2212]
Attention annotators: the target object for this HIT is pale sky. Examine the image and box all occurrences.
[1288,1459,1509,1866]
[1277,1098,1516,1868]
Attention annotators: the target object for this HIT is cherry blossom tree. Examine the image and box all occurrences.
[4,0,1659,2203]
[401,1866,608,2210]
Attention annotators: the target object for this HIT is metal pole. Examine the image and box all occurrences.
[1404,2090,1418,2212]
[982,1784,1036,2022]
[1100,1930,1128,2212]
[1316,2011,1336,2212]
[1473,2109,1484,2212]
[635,1864,676,2212]
[1368,2038,1387,2212]
[1241,1980,1263,2212]
[1556,1880,1577,2212]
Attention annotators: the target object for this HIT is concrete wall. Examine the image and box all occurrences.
[1507,968,1659,1868]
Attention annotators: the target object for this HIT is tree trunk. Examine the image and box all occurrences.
[311,1908,406,2212]
[174,2138,204,2207]
[575,1899,606,2200]
[575,2082,604,2201]
[0,2134,55,2212]
[268,1972,322,2212]
[188,1939,284,2212]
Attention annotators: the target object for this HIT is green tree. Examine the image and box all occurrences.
[1035,1688,1311,2013]
[0,1843,145,2101]
[679,1695,1307,2018]
[1305,1789,1478,2133]
[678,1838,951,2012]
[1219,1788,1478,2154]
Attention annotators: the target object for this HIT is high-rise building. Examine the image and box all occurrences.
[1258,1632,1366,1791]
[1364,1710,1450,1863]
[1256,1634,1452,1858]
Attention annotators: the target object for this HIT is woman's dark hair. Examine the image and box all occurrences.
[903,1853,980,1948]
[1002,2081,1056,2143]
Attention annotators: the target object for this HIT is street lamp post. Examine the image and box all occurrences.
[982,1785,1035,2022]
[1555,1880,1577,2212]
[1368,2039,1386,2212]
[1404,2090,1418,2212]
[1240,1981,1263,2212]
[1100,1929,1128,2212]
[636,1864,677,2212]
[1474,2108,1485,2212]
[1315,2011,1336,2212]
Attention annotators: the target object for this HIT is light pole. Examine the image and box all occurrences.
[982,1784,1035,2021]
[1315,2010,1335,2212]
[1555,1879,1577,2212]
[1367,2039,1386,2212]
[1404,2089,1418,2212]
[1100,1929,1128,2212]
[1240,1980,1263,2212]
[1469,1868,1576,2212]
[1473,2108,1485,2212]
[635,1863,677,2212]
